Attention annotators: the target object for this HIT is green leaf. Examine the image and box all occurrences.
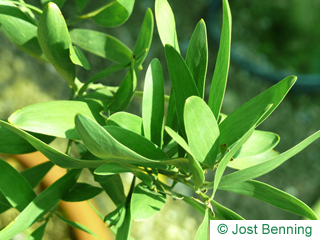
[75,114,169,164]
[195,208,210,240]
[208,0,232,119]
[107,112,143,135]
[93,173,126,206]
[0,158,36,212]
[220,130,320,187]
[95,163,144,176]
[211,200,245,220]
[185,20,208,98]
[108,70,137,112]
[0,122,54,154]
[116,203,132,240]
[184,96,219,168]
[131,183,166,221]
[38,2,76,89]
[228,150,279,170]
[91,0,135,28]
[9,100,105,139]
[234,130,280,159]
[26,222,47,240]
[70,45,91,70]
[165,44,199,136]
[155,0,179,52]
[21,161,54,188]
[41,0,66,8]
[70,28,132,63]
[219,180,318,220]
[133,9,154,67]
[142,59,164,147]
[0,120,109,169]
[0,170,80,239]
[61,183,103,202]
[219,75,297,148]
[56,213,101,239]
[75,0,89,13]
[0,2,45,60]
[104,203,126,227]
[181,195,216,219]
[165,126,204,188]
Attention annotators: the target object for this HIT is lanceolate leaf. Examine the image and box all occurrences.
[143,59,165,147]
[220,130,320,187]
[21,161,54,188]
[62,183,103,202]
[95,162,144,176]
[155,0,179,52]
[0,158,36,212]
[208,0,232,119]
[69,45,91,70]
[9,100,105,139]
[211,200,244,220]
[0,170,81,240]
[70,29,132,63]
[0,1,45,60]
[219,75,297,149]
[26,222,47,240]
[38,2,76,89]
[131,183,166,221]
[184,96,219,168]
[165,44,199,136]
[91,0,135,27]
[186,20,208,98]
[107,112,143,135]
[219,180,318,220]
[195,208,210,240]
[133,9,154,67]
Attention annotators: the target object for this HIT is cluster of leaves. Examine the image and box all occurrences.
[0,0,319,239]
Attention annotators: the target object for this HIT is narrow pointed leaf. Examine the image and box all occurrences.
[70,45,91,70]
[62,183,103,202]
[220,130,320,187]
[181,195,216,219]
[184,96,219,168]
[108,70,137,112]
[228,150,279,170]
[56,213,101,239]
[0,2,45,60]
[208,0,232,119]
[9,100,105,139]
[92,0,135,27]
[234,130,280,159]
[220,75,297,148]
[143,59,164,147]
[185,20,208,98]
[165,44,199,135]
[195,208,210,240]
[107,112,143,135]
[70,29,132,63]
[116,203,132,240]
[155,0,179,52]
[26,222,47,240]
[211,200,244,220]
[131,183,166,221]
[21,161,54,188]
[0,158,36,212]
[219,180,318,220]
[95,162,144,176]
[133,9,154,67]
[38,2,76,89]
[0,170,80,240]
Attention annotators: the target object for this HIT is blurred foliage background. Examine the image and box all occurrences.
[1,0,320,239]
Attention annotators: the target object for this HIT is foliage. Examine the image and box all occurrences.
[0,0,319,239]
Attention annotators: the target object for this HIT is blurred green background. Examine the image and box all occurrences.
[1,0,320,239]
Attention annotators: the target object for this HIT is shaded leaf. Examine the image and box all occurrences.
[131,183,166,221]
[211,200,244,220]
[185,20,208,98]
[104,203,126,227]
[195,208,210,240]
[75,0,89,13]
[26,222,47,240]
[70,28,132,63]
[0,170,81,239]
[70,45,91,70]
[62,183,103,202]
[0,158,36,212]
[21,161,54,188]
[219,180,318,220]
[208,0,232,119]
[9,100,105,139]
[38,2,76,89]
[142,59,164,147]
[95,163,144,176]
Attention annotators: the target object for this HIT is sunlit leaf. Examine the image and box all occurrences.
[211,200,244,220]
[41,0,66,8]
[107,112,143,135]
[70,45,91,70]
[195,208,210,240]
